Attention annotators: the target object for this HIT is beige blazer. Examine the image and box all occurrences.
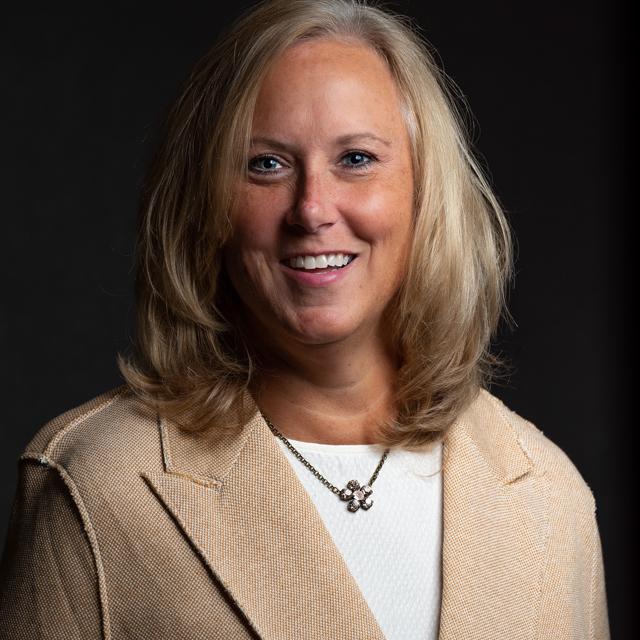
[0,386,610,639]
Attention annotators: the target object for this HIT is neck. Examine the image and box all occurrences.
[251,326,398,445]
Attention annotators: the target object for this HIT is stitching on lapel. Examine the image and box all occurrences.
[157,413,224,489]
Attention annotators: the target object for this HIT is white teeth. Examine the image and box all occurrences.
[286,253,354,270]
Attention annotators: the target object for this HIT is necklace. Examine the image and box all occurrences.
[262,414,391,513]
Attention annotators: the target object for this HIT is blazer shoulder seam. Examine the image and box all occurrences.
[35,390,125,460]
[19,454,112,640]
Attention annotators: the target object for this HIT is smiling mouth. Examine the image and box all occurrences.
[282,253,357,272]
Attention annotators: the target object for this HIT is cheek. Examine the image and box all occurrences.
[343,179,413,249]
[229,185,293,251]
[229,200,277,253]
[223,239,279,321]
[224,191,289,302]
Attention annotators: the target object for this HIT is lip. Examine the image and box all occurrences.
[280,250,357,262]
[280,256,357,287]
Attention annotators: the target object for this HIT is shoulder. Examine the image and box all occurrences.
[467,389,597,513]
[21,385,162,477]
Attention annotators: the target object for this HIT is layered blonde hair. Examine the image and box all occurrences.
[117,0,512,448]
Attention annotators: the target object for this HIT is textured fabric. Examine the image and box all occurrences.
[275,437,442,640]
[0,386,610,639]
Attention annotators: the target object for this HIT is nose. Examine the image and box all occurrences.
[286,167,337,233]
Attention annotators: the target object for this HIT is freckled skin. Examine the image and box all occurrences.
[224,38,414,352]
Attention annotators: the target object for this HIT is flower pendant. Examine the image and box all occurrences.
[339,479,374,512]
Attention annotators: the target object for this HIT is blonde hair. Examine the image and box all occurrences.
[117,0,512,449]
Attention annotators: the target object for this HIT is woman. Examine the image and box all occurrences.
[0,1,609,639]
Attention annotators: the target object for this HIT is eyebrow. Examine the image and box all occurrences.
[250,132,392,150]
[335,132,392,147]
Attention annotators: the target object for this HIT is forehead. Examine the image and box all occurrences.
[252,38,406,139]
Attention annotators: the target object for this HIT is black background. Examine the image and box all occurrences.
[1,1,630,636]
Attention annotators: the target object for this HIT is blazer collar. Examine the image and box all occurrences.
[142,399,387,639]
[450,389,533,485]
[142,390,547,640]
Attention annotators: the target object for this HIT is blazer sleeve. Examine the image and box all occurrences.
[0,457,104,640]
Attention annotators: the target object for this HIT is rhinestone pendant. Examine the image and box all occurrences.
[339,479,373,512]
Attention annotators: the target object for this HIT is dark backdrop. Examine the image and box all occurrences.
[1,1,630,636]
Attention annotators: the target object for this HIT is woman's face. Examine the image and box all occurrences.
[224,38,414,349]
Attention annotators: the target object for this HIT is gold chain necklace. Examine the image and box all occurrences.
[263,414,390,513]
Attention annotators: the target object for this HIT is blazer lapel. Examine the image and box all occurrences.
[142,404,386,640]
[438,391,549,640]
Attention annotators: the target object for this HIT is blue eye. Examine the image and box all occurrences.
[249,155,283,173]
[341,151,374,168]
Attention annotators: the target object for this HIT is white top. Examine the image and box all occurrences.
[276,436,443,640]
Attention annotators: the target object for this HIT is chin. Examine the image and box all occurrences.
[287,310,364,345]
